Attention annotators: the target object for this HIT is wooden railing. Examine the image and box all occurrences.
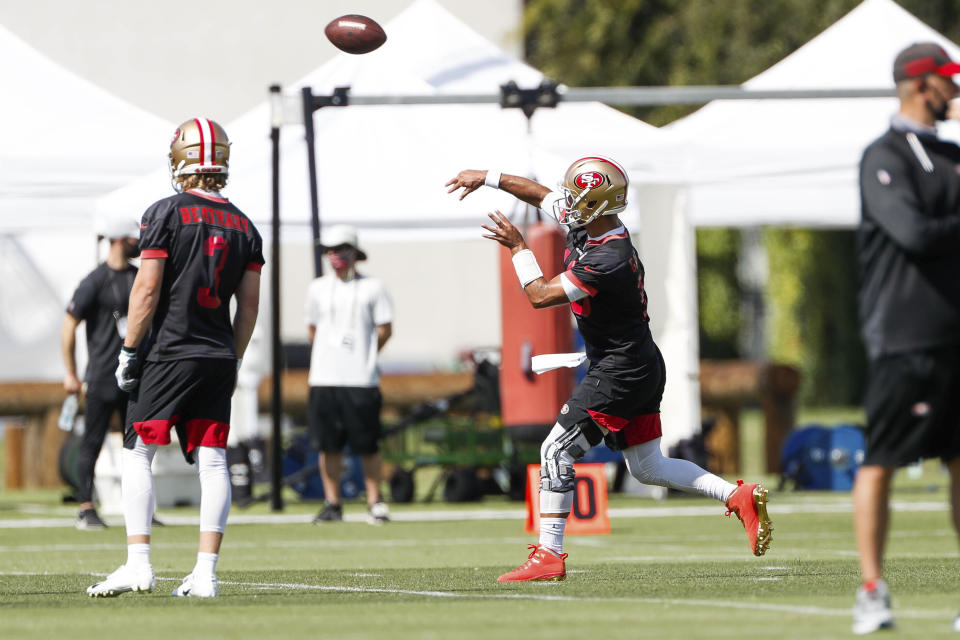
[1,361,798,488]
[699,360,801,475]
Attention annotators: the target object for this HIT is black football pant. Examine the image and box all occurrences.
[75,382,128,504]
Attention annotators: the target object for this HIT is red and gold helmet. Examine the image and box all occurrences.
[169,118,230,182]
[554,156,628,228]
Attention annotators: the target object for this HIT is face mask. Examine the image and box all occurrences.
[925,81,951,121]
[328,249,355,270]
[123,240,141,259]
[927,97,949,121]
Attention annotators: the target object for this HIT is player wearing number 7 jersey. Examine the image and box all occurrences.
[446,157,772,582]
[88,118,264,599]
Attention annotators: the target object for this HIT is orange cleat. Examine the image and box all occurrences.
[725,479,772,556]
[497,544,567,582]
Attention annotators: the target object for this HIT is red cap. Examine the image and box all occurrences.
[893,42,960,82]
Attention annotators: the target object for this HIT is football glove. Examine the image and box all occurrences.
[115,346,140,391]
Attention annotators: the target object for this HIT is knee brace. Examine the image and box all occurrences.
[540,422,601,493]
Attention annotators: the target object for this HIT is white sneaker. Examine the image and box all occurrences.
[87,564,155,597]
[953,612,960,632]
[171,572,219,598]
[852,579,894,634]
[367,501,390,525]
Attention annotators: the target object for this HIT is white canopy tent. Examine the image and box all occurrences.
[95,0,703,443]
[621,0,959,442]
[654,0,959,228]
[99,0,663,237]
[0,23,172,381]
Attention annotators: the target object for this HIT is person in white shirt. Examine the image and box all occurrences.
[304,224,393,525]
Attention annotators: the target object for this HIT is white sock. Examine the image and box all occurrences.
[538,517,566,554]
[122,437,157,538]
[194,552,218,577]
[197,446,231,534]
[126,543,151,569]
[623,438,737,502]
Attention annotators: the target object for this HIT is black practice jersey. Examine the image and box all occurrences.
[858,125,960,359]
[138,189,265,362]
[67,262,137,382]
[562,227,652,361]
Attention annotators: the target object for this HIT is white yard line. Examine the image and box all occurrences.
[0,537,532,553]
[0,498,945,529]
[2,571,952,621]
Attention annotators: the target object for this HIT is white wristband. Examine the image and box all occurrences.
[512,249,543,288]
[484,170,502,189]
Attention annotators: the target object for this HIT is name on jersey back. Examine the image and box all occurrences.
[179,206,250,233]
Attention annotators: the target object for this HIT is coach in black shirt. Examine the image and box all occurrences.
[853,42,960,635]
[62,218,140,530]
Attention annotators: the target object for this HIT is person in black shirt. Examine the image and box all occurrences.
[447,157,772,582]
[87,118,263,599]
[62,218,140,530]
[853,42,960,635]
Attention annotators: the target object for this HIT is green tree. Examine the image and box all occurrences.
[524,0,861,125]
[523,0,960,405]
[696,228,741,359]
[765,229,865,404]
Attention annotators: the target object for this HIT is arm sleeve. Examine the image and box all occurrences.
[138,202,175,258]
[372,281,393,325]
[860,143,960,256]
[559,272,589,302]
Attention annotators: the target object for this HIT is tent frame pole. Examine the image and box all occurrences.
[268,84,284,511]
[266,79,897,509]
[302,86,351,279]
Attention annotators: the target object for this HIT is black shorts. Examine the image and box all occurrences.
[863,347,960,466]
[558,343,665,449]
[308,386,383,455]
[124,358,236,463]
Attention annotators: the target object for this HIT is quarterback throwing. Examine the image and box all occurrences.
[446,157,772,582]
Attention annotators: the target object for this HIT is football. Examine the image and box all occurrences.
[324,14,387,55]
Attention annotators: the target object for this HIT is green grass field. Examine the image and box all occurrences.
[2,460,959,639]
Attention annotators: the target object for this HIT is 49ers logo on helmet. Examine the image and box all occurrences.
[170,128,181,147]
[575,172,604,189]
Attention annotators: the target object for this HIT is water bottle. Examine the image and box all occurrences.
[58,393,78,431]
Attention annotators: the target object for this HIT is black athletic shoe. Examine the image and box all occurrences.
[313,502,343,523]
[76,508,107,530]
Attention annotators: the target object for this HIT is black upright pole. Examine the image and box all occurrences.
[302,86,324,278]
[269,84,284,512]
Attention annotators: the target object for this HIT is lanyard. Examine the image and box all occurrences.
[327,275,360,329]
[106,266,134,314]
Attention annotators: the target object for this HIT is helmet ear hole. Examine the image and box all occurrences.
[587,200,598,209]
